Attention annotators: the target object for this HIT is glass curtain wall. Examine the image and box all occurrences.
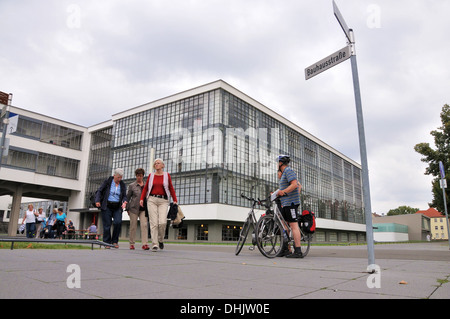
[1,148,79,179]
[110,88,365,224]
[84,126,113,207]
[4,115,84,150]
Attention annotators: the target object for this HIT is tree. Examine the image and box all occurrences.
[414,104,450,215]
[386,205,419,216]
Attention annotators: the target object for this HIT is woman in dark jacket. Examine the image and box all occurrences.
[126,168,148,250]
[95,168,128,248]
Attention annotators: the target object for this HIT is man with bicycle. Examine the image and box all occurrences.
[277,155,303,258]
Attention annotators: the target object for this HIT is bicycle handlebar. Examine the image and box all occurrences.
[241,193,272,208]
[240,193,255,202]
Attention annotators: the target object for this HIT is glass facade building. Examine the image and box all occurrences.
[83,80,366,243]
[0,114,82,179]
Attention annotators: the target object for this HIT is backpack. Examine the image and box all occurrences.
[300,210,316,234]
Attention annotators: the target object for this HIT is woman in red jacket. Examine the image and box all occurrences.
[140,158,177,251]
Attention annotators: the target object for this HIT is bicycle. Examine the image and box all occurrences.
[255,191,312,258]
[235,193,268,255]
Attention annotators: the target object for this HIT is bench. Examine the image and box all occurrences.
[0,237,114,250]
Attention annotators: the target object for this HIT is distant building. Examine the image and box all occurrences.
[416,208,449,240]
[0,106,87,236]
[372,214,431,241]
[373,223,408,242]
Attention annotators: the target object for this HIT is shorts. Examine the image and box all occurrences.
[281,204,300,222]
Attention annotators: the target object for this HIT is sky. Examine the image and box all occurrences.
[1,0,448,214]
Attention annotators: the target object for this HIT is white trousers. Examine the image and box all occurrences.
[147,196,168,246]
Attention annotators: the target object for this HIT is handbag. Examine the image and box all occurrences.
[167,203,178,220]
[172,205,185,227]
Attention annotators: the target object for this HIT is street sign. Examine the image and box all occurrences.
[439,161,445,179]
[0,91,8,106]
[305,45,351,80]
[333,0,352,43]
[6,113,18,134]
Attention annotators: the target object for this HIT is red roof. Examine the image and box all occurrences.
[416,207,444,218]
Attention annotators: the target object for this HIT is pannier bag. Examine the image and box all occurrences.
[300,210,316,234]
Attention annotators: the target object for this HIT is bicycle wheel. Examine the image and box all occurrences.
[299,228,312,257]
[255,215,284,258]
[235,217,251,255]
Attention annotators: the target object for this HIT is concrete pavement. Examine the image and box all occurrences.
[0,242,448,303]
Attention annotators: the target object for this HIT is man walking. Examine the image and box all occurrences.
[95,168,128,248]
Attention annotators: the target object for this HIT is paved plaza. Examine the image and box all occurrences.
[0,242,448,304]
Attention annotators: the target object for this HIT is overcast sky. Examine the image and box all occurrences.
[1,0,448,214]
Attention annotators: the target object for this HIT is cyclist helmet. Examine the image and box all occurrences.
[277,155,290,165]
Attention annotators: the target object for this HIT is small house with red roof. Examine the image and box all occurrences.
[416,208,449,240]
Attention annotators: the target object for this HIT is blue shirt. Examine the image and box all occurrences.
[56,213,66,222]
[279,167,300,207]
[108,180,121,202]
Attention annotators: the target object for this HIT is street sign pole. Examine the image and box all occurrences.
[438,161,450,249]
[441,180,450,250]
[305,1,375,270]
[334,1,375,270]
[348,29,376,268]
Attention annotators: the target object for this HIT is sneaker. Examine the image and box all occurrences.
[159,242,164,250]
[130,244,135,250]
[286,248,303,258]
[286,252,303,258]
[278,245,291,257]
[152,245,158,251]
[142,245,150,250]
[278,250,292,257]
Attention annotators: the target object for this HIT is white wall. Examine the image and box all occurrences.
[316,218,366,232]
[374,232,409,242]
[179,203,264,222]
